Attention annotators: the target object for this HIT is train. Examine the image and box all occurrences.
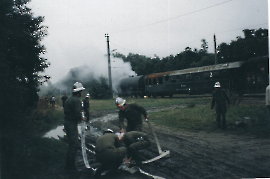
[117,56,269,98]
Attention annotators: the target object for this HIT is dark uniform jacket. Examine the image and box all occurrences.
[64,95,82,124]
[119,103,147,130]
[95,133,123,153]
[61,95,68,107]
[211,88,230,109]
[83,98,90,110]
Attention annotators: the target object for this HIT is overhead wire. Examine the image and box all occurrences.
[110,0,233,34]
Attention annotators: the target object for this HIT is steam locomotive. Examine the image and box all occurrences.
[117,56,268,98]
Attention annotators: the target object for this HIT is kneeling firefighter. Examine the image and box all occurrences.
[122,131,151,166]
[94,129,127,178]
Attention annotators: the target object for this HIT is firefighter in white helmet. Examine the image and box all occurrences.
[64,82,86,172]
[210,82,230,129]
[115,97,149,133]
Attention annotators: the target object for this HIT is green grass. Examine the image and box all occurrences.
[87,96,211,112]
[148,104,270,135]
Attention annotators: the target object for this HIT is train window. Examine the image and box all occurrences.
[186,74,192,80]
[171,76,176,83]
[178,75,184,82]
[194,74,200,81]
[149,79,152,85]
[165,76,169,82]
[153,78,157,85]
[222,70,228,75]
[213,71,219,76]
[145,79,148,85]
[159,77,163,84]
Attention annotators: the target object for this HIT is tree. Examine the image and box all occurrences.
[217,28,268,63]
[0,0,49,177]
[89,76,111,99]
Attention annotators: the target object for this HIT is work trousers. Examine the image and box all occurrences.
[215,105,227,129]
[85,110,90,122]
[64,121,79,168]
[95,147,126,177]
[127,138,150,161]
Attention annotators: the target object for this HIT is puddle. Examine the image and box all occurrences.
[43,123,103,139]
[43,125,66,139]
[92,113,118,122]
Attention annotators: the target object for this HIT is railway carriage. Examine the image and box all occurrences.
[145,61,246,97]
[117,56,268,98]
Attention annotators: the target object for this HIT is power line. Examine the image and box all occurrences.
[112,22,268,58]
[110,0,233,34]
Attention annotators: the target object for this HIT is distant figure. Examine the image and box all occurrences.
[95,129,126,178]
[52,96,55,107]
[61,93,68,109]
[40,96,43,101]
[115,97,149,133]
[83,93,90,122]
[210,82,230,129]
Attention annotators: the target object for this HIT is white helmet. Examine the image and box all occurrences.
[73,82,85,92]
[214,82,221,88]
[86,93,90,98]
[103,129,114,134]
[115,97,126,108]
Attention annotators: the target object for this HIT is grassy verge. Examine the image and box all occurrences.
[149,103,270,136]
[88,96,211,112]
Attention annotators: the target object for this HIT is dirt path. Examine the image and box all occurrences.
[52,98,270,179]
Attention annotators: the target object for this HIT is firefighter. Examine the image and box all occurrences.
[210,82,230,129]
[44,95,49,108]
[64,82,86,172]
[122,131,151,166]
[94,129,126,179]
[51,95,55,107]
[83,93,90,122]
[61,93,68,109]
[115,97,149,133]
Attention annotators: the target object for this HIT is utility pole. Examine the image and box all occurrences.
[105,34,113,99]
[214,34,217,65]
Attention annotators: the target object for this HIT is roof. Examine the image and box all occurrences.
[146,61,246,79]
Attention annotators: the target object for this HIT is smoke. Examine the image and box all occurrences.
[38,56,136,96]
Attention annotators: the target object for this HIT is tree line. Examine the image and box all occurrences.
[113,28,268,76]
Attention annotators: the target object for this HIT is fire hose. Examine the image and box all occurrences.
[81,102,96,171]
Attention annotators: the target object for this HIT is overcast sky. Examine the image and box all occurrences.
[28,0,268,84]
